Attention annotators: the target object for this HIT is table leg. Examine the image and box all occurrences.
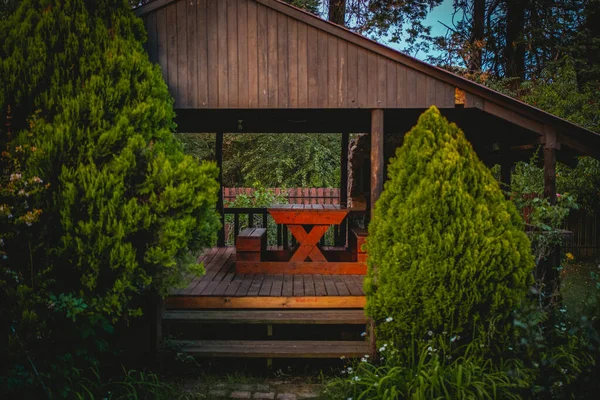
[287,225,329,262]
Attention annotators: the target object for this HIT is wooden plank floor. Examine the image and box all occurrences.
[167,246,366,309]
[174,246,365,297]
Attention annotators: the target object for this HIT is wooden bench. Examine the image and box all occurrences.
[349,228,367,262]
[235,228,267,261]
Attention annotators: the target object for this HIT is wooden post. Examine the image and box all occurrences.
[216,131,225,247]
[544,128,557,206]
[541,126,560,298]
[340,132,349,246]
[370,110,384,220]
[368,110,384,359]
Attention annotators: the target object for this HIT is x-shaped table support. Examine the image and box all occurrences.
[287,225,330,262]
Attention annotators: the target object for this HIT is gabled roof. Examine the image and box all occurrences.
[135,0,600,158]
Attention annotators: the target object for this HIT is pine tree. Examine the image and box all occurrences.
[0,0,219,320]
[364,106,534,345]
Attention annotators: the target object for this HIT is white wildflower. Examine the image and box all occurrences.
[385,317,393,322]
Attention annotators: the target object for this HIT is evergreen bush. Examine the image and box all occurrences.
[0,1,219,392]
[364,106,534,345]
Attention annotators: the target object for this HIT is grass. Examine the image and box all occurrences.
[561,259,600,316]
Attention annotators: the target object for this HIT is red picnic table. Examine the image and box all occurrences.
[235,203,367,275]
[268,204,348,262]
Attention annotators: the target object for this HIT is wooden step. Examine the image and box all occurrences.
[169,340,370,358]
[163,309,367,324]
[236,261,367,275]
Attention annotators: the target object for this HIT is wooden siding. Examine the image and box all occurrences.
[142,0,455,109]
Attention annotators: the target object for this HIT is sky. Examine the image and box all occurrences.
[380,0,457,61]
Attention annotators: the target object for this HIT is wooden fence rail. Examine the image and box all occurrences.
[224,187,340,205]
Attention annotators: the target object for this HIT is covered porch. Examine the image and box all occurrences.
[135,0,600,359]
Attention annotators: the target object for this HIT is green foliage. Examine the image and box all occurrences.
[365,106,534,346]
[175,132,215,163]
[1,0,219,311]
[0,0,219,395]
[509,298,599,399]
[224,133,341,188]
[521,61,600,133]
[225,185,288,209]
[326,332,531,400]
[8,362,187,400]
[224,185,288,245]
[175,132,341,188]
[282,0,320,14]
[559,157,600,213]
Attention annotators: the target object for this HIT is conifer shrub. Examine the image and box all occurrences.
[364,106,534,345]
[0,0,219,326]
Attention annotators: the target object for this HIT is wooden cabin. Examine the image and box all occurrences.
[135,0,600,359]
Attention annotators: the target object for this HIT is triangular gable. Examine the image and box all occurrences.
[135,0,600,157]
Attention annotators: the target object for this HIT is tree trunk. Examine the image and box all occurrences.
[328,0,346,26]
[469,0,485,72]
[504,0,526,80]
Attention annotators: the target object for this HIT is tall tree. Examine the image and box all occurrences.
[469,0,485,72]
[328,0,347,25]
[431,0,586,82]
[504,0,526,80]
[573,0,600,86]
[287,0,445,55]
[0,0,219,369]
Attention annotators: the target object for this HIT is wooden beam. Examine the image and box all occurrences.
[340,131,349,246]
[370,109,384,220]
[557,132,600,159]
[236,261,367,275]
[165,295,367,309]
[482,101,544,134]
[216,131,225,246]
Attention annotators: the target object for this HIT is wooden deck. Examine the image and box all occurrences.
[167,246,366,309]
